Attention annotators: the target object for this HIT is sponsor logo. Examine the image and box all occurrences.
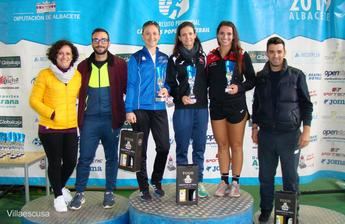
[324,70,341,77]
[323,87,345,97]
[32,137,42,146]
[322,130,345,142]
[0,116,22,128]
[32,55,49,68]
[321,147,345,158]
[36,1,56,13]
[90,166,102,172]
[299,153,315,169]
[91,158,103,171]
[206,134,216,145]
[309,90,317,97]
[205,165,220,173]
[252,155,259,170]
[308,73,322,80]
[321,159,345,166]
[136,1,209,37]
[248,51,267,63]
[321,111,345,121]
[310,135,317,142]
[13,1,80,22]
[323,70,345,81]
[0,57,21,68]
[289,0,331,21]
[323,130,345,136]
[159,0,189,19]
[324,99,345,105]
[0,74,19,89]
[205,158,218,163]
[324,46,345,64]
[0,94,19,108]
[292,51,321,64]
[294,51,320,58]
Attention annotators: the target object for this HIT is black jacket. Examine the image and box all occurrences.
[166,48,208,109]
[207,49,255,103]
[252,59,313,131]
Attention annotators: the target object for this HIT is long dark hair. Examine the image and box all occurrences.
[172,21,203,56]
[216,21,243,74]
[47,40,79,67]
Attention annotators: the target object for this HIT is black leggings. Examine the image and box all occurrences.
[39,132,78,198]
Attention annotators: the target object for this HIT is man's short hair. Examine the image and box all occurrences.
[91,28,109,40]
[266,36,285,51]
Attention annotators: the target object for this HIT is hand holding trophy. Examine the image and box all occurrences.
[155,65,167,102]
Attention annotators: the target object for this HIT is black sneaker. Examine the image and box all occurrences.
[258,209,272,222]
[152,182,165,197]
[140,189,152,201]
[69,192,85,210]
[103,191,115,209]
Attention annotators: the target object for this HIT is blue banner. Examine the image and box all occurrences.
[1,0,344,45]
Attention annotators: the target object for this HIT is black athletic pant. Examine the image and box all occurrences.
[132,110,170,191]
[39,132,78,198]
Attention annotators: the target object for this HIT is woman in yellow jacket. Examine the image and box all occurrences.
[30,40,81,212]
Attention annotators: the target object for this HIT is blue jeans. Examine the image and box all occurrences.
[75,115,120,192]
[258,129,301,211]
[173,108,208,182]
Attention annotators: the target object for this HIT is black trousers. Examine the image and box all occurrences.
[39,132,78,198]
[132,110,170,191]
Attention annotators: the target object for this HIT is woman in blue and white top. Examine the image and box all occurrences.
[125,21,170,201]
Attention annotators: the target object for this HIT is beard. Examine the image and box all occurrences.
[93,46,108,55]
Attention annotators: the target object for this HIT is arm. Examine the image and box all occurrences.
[165,57,179,99]
[125,56,137,123]
[297,71,313,148]
[236,52,256,93]
[299,125,310,148]
[29,71,54,119]
[297,71,313,127]
[251,87,259,144]
[125,56,137,113]
[122,59,128,95]
[251,123,259,144]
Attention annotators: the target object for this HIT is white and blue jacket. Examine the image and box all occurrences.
[125,46,168,112]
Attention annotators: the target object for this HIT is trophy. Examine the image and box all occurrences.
[187,65,196,104]
[225,60,235,93]
[155,66,166,102]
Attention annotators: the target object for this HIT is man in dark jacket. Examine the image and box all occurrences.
[251,37,313,223]
[70,28,127,210]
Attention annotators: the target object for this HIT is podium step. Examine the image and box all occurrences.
[253,205,345,224]
[129,183,254,224]
[21,191,129,224]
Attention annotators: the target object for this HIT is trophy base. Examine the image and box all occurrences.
[189,98,197,104]
[155,97,166,102]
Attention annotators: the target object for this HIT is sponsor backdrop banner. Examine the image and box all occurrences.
[0,0,344,187]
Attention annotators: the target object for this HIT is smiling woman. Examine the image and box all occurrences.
[29,39,81,212]
[125,20,170,201]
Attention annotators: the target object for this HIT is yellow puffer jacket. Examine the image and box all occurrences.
[29,68,81,129]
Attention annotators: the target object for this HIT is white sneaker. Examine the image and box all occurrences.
[229,181,240,198]
[54,195,67,212]
[62,187,73,203]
